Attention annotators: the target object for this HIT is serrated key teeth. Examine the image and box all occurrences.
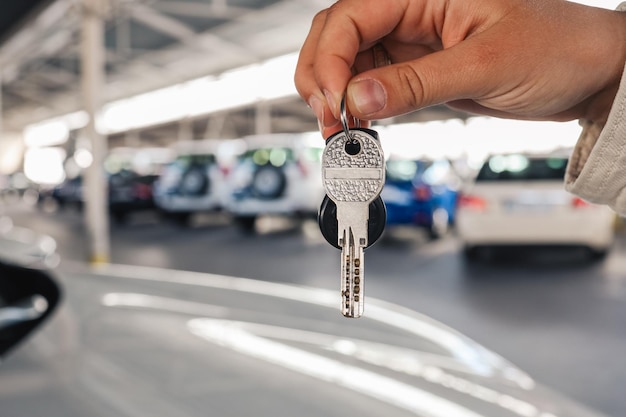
[340,235,365,318]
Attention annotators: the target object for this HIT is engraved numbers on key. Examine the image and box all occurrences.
[321,128,385,318]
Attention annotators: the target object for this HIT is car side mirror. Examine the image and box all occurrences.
[0,261,61,360]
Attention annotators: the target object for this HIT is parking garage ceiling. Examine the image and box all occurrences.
[0,0,466,140]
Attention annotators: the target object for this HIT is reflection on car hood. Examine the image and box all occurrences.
[93,264,604,417]
[0,262,608,417]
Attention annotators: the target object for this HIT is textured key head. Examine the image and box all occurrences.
[322,129,385,203]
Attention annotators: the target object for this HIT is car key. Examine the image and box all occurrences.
[320,98,385,318]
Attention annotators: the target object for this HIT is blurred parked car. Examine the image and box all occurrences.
[224,133,324,233]
[38,147,173,223]
[107,169,161,223]
[381,158,461,239]
[38,175,84,211]
[456,152,616,260]
[0,172,41,205]
[153,140,240,226]
[39,171,160,223]
[0,261,613,417]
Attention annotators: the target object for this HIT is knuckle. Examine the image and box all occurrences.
[325,0,343,15]
[393,64,428,109]
[312,8,330,26]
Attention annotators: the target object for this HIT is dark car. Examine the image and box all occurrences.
[381,158,461,239]
[38,175,84,210]
[108,169,160,223]
[38,170,160,223]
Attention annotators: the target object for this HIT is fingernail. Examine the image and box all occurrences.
[320,118,340,132]
[323,89,338,117]
[349,79,386,115]
[308,95,324,128]
[325,117,340,129]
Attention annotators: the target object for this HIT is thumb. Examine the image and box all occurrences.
[346,41,496,120]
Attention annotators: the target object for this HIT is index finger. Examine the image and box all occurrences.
[314,0,410,116]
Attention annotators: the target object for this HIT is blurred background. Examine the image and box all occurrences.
[1,1,626,417]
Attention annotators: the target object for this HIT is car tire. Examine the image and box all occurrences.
[588,247,609,261]
[180,167,209,196]
[111,210,128,225]
[428,208,449,240]
[462,245,480,262]
[172,212,192,227]
[251,165,286,199]
[234,215,257,234]
[159,211,191,227]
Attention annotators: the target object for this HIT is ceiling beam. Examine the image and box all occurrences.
[5,82,58,107]
[0,0,75,79]
[152,0,251,19]
[29,64,77,87]
[128,3,196,42]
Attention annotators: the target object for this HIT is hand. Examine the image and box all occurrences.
[294,0,626,138]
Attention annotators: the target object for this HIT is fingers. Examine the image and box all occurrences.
[313,1,408,116]
[296,0,626,133]
[295,10,340,133]
[346,41,492,120]
[295,0,411,128]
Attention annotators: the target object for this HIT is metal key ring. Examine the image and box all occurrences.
[340,94,351,138]
[340,94,360,139]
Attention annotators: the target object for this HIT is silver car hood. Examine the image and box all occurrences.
[0,262,608,417]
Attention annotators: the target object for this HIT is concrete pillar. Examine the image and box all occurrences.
[81,0,110,264]
[178,117,193,142]
[0,74,3,139]
[255,103,271,135]
[125,130,141,147]
[204,114,226,139]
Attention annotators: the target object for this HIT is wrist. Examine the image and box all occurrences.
[581,7,626,124]
[582,78,622,125]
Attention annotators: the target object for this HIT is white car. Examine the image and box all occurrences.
[456,152,615,260]
[223,133,325,232]
[153,140,242,226]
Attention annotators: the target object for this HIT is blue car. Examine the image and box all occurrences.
[381,158,461,239]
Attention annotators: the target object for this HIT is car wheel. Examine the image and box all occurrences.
[180,167,209,196]
[251,165,286,199]
[234,216,257,234]
[173,212,192,227]
[428,208,449,240]
[38,195,60,212]
[462,245,480,262]
[588,247,609,261]
[159,211,192,227]
[112,210,128,225]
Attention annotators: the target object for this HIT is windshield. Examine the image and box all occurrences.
[476,155,568,181]
[386,160,431,181]
[175,154,216,168]
[240,147,295,167]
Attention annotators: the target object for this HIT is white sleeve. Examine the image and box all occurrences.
[564,2,626,214]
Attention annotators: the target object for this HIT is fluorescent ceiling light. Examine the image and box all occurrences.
[100,53,300,134]
[23,52,301,139]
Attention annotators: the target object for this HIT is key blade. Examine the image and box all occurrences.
[337,203,368,318]
[340,228,364,318]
